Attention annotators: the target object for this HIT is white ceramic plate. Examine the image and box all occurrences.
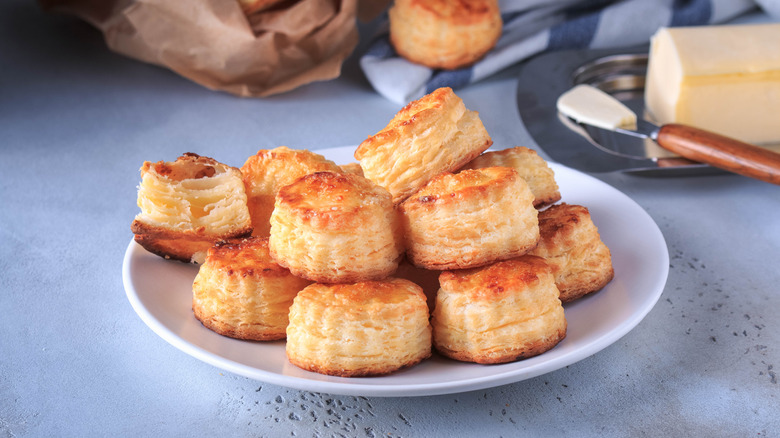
[123,146,669,397]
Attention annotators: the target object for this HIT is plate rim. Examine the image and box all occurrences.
[123,147,669,397]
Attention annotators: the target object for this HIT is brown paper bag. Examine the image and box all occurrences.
[39,0,360,97]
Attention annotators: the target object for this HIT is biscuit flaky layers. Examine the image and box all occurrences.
[269,171,403,283]
[131,153,252,264]
[355,87,492,205]
[432,255,567,364]
[192,237,312,341]
[286,278,432,377]
[529,203,614,303]
[389,0,502,70]
[400,166,539,270]
[464,146,561,209]
[241,146,342,237]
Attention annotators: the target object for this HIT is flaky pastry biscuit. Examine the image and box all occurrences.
[192,237,312,341]
[399,166,539,270]
[131,153,252,264]
[528,203,614,302]
[268,171,403,283]
[463,146,561,209]
[241,146,342,237]
[388,0,502,70]
[355,87,492,204]
[431,255,567,364]
[286,278,432,377]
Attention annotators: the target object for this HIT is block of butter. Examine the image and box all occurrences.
[644,23,780,145]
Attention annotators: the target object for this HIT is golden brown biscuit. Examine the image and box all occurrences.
[399,167,539,270]
[240,146,342,237]
[269,171,403,283]
[286,278,432,377]
[355,87,492,204]
[528,203,614,302]
[192,237,312,341]
[431,255,567,364]
[389,0,502,70]
[131,153,252,264]
[463,146,561,209]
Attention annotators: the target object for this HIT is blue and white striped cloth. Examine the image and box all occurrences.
[360,0,778,104]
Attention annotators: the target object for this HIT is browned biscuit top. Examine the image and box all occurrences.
[355,87,459,158]
[404,0,499,22]
[402,166,518,208]
[297,278,427,313]
[204,236,291,278]
[276,171,390,220]
[305,277,421,300]
[240,146,341,197]
[439,255,552,300]
[142,152,227,181]
[536,203,593,250]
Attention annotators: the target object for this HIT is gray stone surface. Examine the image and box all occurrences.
[1,1,777,436]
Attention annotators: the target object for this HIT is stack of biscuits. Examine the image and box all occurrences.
[131,87,614,377]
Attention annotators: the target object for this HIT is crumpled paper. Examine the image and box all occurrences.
[40,0,360,97]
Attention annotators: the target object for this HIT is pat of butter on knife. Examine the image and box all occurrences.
[556,84,637,130]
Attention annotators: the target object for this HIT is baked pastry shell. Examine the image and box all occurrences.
[355,87,492,204]
[240,146,342,237]
[432,256,567,364]
[464,146,561,209]
[192,237,312,341]
[399,166,540,270]
[269,171,403,283]
[389,0,503,69]
[530,203,615,302]
[131,153,252,264]
[286,278,432,377]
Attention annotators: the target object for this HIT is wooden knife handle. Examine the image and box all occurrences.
[656,124,780,185]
